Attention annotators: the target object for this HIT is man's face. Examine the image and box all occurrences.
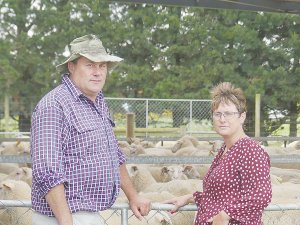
[68,56,107,102]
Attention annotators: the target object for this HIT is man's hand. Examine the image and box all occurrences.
[207,210,231,225]
[128,194,151,221]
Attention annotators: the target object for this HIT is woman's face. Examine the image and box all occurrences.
[212,101,246,139]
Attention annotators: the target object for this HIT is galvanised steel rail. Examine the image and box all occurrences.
[1,155,300,164]
[0,200,299,225]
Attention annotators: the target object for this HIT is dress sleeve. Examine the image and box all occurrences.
[30,105,68,198]
[223,144,272,222]
[193,191,203,207]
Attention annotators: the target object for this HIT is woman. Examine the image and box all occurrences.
[162,82,272,224]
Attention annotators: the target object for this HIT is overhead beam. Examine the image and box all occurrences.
[105,0,300,14]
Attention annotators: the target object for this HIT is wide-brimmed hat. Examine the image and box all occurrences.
[56,34,123,74]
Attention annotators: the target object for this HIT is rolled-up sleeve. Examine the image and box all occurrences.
[30,104,68,198]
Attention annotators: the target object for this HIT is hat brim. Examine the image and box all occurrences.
[56,53,123,74]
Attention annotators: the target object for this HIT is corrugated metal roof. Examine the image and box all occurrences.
[106,0,300,14]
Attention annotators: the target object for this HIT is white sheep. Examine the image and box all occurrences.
[140,141,156,148]
[182,165,201,180]
[0,140,30,155]
[0,180,33,225]
[281,140,300,149]
[0,163,20,175]
[130,143,174,156]
[155,141,177,148]
[126,164,203,196]
[189,164,212,179]
[129,137,146,145]
[171,139,198,153]
[118,141,133,156]
[160,165,188,181]
[5,167,32,187]
[270,167,300,184]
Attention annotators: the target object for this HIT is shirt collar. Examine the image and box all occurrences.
[62,74,104,102]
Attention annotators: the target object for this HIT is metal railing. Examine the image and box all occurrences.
[0,200,299,225]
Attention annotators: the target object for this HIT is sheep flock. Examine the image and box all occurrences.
[0,136,300,224]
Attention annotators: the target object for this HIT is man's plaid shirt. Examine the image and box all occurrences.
[30,75,127,216]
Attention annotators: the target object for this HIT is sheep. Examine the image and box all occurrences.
[129,137,146,145]
[188,164,211,179]
[0,180,33,225]
[281,140,300,149]
[270,167,300,184]
[0,163,20,175]
[270,174,282,185]
[126,164,203,196]
[171,139,198,153]
[0,140,30,155]
[118,141,133,156]
[170,139,214,156]
[5,167,32,187]
[262,146,300,155]
[155,141,177,148]
[130,143,174,156]
[183,165,201,180]
[144,164,200,183]
[179,135,200,147]
[0,173,8,183]
[160,165,188,181]
[140,141,156,148]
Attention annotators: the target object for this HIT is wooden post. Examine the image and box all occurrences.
[180,125,186,137]
[255,94,261,137]
[4,94,9,138]
[126,113,135,138]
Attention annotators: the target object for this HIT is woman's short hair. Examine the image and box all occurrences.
[211,82,247,113]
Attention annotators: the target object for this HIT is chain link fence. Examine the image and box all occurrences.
[0,200,299,225]
[0,97,214,137]
[1,96,299,140]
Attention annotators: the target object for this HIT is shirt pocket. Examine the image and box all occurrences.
[66,112,103,157]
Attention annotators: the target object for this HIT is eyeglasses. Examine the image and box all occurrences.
[211,112,241,120]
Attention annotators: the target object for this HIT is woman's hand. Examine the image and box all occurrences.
[207,210,231,225]
[161,194,194,213]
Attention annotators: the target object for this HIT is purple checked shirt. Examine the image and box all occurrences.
[30,75,127,216]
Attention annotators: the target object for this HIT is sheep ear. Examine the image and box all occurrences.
[184,165,192,173]
[22,167,27,174]
[15,140,22,147]
[161,166,168,175]
[2,181,14,190]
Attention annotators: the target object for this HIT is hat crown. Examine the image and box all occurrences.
[70,34,107,55]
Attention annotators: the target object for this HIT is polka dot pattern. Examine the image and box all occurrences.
[193,137,272,224]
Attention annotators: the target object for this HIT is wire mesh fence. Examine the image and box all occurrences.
[0,200,299,225]
[1,96,300,139]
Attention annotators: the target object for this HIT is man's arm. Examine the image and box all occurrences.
[119,164,151,220]
[45,183,73,225]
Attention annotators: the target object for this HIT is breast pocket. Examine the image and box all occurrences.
[66,111,103,157]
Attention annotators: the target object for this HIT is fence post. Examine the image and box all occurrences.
[255,94,261,137]
[121,208,129,225]
[4,94,9,138]
[126,113,135,138]
[180,125,186,137]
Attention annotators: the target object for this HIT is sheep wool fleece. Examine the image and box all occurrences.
[30,75,128,216]
[193,137,272,224]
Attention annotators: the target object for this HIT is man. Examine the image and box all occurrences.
[30,34,151,225]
